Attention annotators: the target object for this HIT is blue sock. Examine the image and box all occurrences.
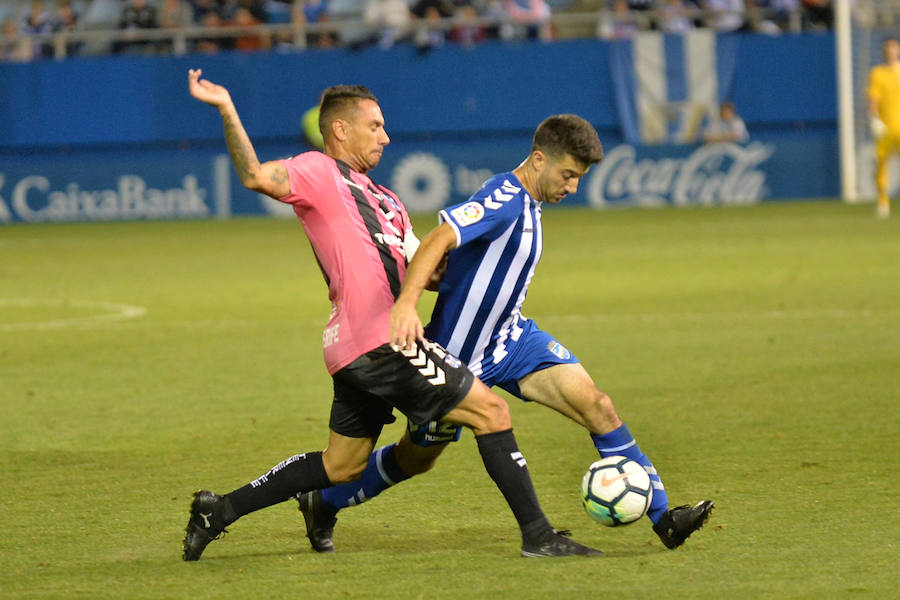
[591,423,669,524]
[320,444,411,514]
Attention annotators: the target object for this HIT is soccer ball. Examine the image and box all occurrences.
[581,456,653,527]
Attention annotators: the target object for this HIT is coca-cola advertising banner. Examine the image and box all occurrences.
[0,128,839,224]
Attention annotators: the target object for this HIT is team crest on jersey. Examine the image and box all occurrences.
[547,341,571,360]
[450,202,485,226]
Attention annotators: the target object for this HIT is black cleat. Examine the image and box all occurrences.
[182,490,232,561]
[653,500,714,549]
[297,490,337,553]
[521,528,604,558]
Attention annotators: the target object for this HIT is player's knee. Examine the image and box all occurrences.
[477,392,512,433]
[584,389,622,433]
[322,456,368,485]
[447,384,511,435]
[328,463,366,484]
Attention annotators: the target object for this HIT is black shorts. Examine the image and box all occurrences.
[329,339,475,439]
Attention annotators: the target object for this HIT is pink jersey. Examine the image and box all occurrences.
[277,151,414,374]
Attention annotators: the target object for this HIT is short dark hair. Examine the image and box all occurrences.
[318,85,378,139]
[532,114,604,165]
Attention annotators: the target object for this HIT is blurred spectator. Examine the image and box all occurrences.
[263,0,293,23]
[413,5,446,53]
[160,0,196,28]
[702,101,749,143]
[749,0,800,34]
[660,0,695,34]
[229,6,270,51]
[412,0,455,18]
[219,0,240,20]
[218,0,267,22]
[412,0,454,53]
[771,0,801,28]
[482,0,511,40]
[300,0,330,25]
[363,0,412,49]
[121,0,159,30]
[117,0,159,53]
[448,4,486,47]
[159,0,194,53]
[702,0,745,32]
[626,0,653,11]
[22,1,52,33]
[194,9,224,53]
[52,0,81,56]
[503,0,552,41]
[53,0,79,31]
[293,0,337,48]
[21,0,53,58]
[802,0,831,29]
[598,0,639,40]
[191,0,222,21]
[1,17,34,62]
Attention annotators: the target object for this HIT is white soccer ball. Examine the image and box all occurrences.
[581,456,653,527]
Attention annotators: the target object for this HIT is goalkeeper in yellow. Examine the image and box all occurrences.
[868,37,900,218]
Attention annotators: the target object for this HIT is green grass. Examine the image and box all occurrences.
[1,201,898,599]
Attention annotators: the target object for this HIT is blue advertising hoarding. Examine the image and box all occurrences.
[0,127,839,223]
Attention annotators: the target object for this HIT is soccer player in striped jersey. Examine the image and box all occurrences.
[299,115,713,551]
[182,71,601,560]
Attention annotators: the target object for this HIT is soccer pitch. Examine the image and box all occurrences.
[1,201,897,599]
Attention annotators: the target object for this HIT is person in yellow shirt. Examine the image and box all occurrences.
[868,37,900,218]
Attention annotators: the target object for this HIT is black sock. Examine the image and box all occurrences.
[475,429,552,539]
[225,451,331,518]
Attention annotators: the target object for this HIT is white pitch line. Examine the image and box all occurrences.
[534,308,880,324]
[0,298,147,332]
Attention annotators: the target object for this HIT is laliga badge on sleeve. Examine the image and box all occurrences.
[450,201,485,227]
[547,341,571,360]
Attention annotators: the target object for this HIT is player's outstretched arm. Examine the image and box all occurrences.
[188,69,290,199]
[390,223,457,351]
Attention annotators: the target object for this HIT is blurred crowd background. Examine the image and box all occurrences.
[1,0,892,61]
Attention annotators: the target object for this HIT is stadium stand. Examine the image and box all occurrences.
[0,0,898,61]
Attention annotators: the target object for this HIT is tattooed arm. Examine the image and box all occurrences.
[188,69,291,199]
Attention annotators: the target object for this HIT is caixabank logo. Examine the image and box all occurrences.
[0,172,210,223]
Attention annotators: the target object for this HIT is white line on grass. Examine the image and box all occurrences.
[0,298,147,331]
[535,308,879,324]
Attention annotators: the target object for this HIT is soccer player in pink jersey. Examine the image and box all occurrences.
[300,115,713,553]
[182,69,600,560]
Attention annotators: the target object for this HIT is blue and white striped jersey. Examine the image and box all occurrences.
[424,172,543,378]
